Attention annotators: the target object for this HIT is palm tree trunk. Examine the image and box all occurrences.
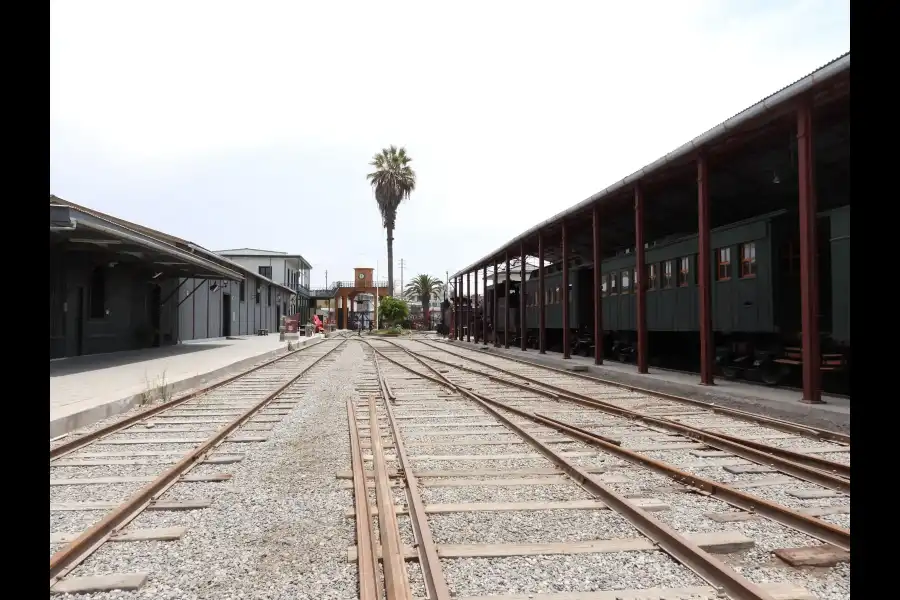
[423,300,430,330]
[386,226,394,296]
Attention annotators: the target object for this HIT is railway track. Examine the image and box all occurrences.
[348,337,849,600]
[393,339,850,536]
[49,335,349,595]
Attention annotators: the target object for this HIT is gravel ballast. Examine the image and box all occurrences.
[53,341,358,600]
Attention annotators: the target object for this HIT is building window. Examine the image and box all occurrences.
[717,247,732,281]
[89,266,106,319]
[554,286,560,304]
[239,280,245,302]
[267,285,272,306]
[647,264,657,291]
[601,274,608,296]
[258,266,272,279]
[741,242,757,278]
[255,280,261,304]
[663,260,674,288]
[609,273,617,294]
[621,270,631,293]
[678,257,691,287]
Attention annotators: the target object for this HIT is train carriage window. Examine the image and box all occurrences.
[647,264,657,291]
[740,242,757,278]
[621,270,631,293]
[717,247,732,281]
[601,274,608,296]
[663,260,674,288]
[609,273,617,294]
[568,282,573,302]
[678,257,691,287]
[554,286,560,304]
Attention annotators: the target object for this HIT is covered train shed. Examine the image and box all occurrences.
[450,53,850,404]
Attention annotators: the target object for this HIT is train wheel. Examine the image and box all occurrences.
[721,366,740,380]
[759,363,788,386]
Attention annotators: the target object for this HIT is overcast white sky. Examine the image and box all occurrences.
[50,1,849,290]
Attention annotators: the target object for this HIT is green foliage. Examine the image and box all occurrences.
[378,296,410,327]
[366,145,417,231]
[404,274,444,306]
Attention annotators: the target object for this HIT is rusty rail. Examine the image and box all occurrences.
[423,338,850,445]
[50,338,346,587]
[50,337,329,460]
[406,343,850,491]
[369,342,850,548]
[347,398,381,600]
[371,348,451,600]
[367,356,412,600]
[367,343,777,600]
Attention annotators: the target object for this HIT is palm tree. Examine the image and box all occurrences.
[367,145,416,296]
[404,274,444,330]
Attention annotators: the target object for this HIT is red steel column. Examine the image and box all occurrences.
[504,252,511,349]
[468,272,474,342]
[538,231,546,353]
[482,266,487,344]
[635,185,648,374]
[697,155,715,385]
[520,242,527,351]
[562,221,570,359]
[797,98,822,404]
[473,269,479,342]
[493,261,500,347]
[592,204,604,365]
[458,276,463,340]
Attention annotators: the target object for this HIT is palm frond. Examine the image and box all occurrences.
[367,145,417,229]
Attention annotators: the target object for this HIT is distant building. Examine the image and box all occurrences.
[215,249,312,321]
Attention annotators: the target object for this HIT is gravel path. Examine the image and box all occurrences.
[53,341,358,600]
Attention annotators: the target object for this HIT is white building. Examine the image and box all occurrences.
[215,249,312,319]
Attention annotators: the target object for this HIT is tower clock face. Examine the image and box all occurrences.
[358,273,365,280]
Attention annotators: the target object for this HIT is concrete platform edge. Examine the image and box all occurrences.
[49,334,323,438]
[442,339,849,432]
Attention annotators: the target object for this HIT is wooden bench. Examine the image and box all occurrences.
[256,329,269,336]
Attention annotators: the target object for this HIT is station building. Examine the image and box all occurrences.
[214,248,313,321]
[49,196,296,359]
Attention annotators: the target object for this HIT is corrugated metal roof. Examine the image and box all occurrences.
[452,52,850,279]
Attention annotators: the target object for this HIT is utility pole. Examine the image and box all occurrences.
[399,258,405,295]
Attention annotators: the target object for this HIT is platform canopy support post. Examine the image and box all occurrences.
[520,242,527,351]
[481,266,487,344]
[797,97,823,404]
[538,230,546,354]
[473,269,479,343]
[592,204,604,365]
[697,154,715,385]
[635,185,648,374]
[493,261,500,348]
[466,273,475,342]
[504,252,511,349]
[562,221,570,359]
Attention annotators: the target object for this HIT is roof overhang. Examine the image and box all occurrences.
[51,205,245,281]
[452,53,850,279]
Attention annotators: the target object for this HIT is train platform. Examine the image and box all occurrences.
[444,338,850,431]
[50,333,323,438]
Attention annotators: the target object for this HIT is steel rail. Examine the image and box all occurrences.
[367,343,776,600]
[367,351,413,600]
[370,347,451,600]
[369,342,851,550]
[347,398,381,600]
[411,341,850,487]
[49,338,347,587]
[50,337,329,460]
[426,339,850,444]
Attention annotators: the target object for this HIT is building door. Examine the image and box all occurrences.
[75,287,85,356]
[150,285,162,347]
[276,305,281,332]
[223,293,232,337]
